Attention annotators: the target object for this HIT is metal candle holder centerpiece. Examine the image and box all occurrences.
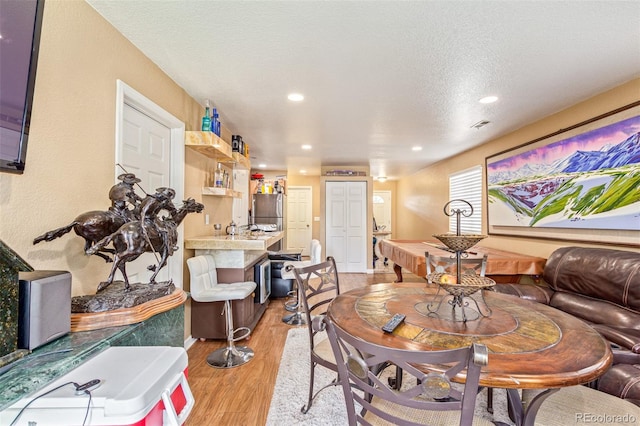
[426,199,495,322]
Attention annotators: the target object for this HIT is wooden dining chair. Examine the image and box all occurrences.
[287,256,341,414]
[325,315,494,426]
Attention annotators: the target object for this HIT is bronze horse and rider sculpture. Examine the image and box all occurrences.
[33,173,204,292]
[33,173,143,262]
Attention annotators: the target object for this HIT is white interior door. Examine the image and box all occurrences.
[116,81,185,287]
[287,186,312,254]
[326,181,367,272]
[119,104,171,284]
[373,190,392,231]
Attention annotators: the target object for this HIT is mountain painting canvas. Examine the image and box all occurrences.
[487,114,640,231]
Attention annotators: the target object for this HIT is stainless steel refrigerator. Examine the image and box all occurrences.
[252,193,287,251]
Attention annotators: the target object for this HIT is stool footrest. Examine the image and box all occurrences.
[284,300,298,311]
[232,326,251,342]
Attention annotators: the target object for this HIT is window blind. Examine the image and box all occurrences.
[448,166,482,234]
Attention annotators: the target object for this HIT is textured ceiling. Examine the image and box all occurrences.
[86,0,640,179]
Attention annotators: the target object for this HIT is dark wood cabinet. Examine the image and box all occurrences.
[190,254,268,340]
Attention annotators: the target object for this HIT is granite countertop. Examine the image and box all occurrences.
[185,231,284,251]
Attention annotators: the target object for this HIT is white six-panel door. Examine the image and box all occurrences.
[115,80,185,287]
[287,186,313,255]
[119,104,172,284]
[325,181,367,272]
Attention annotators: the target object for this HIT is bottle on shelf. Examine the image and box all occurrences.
[223,169,230,189]
[212,108,220,136]
[214,163,223,188]
[209,107,215,134]
[201,100,211,132]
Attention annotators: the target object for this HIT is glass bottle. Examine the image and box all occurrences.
[213,108,220,136]
[201,100,211,132]
[214,163,223,188]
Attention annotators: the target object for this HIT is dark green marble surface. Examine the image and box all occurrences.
[0,239,33,361]
[0,304,184,411]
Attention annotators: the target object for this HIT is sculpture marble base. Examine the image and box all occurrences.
[72,280,176,313]
[70,283,187,332]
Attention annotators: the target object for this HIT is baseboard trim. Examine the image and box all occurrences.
[184,335,197,350]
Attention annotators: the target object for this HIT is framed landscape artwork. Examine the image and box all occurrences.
[486,102,640,246]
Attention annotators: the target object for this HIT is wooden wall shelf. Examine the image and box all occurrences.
[186,131,233,161]
[202,187,242,198]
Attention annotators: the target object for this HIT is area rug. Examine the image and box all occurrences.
[266,327,515,425]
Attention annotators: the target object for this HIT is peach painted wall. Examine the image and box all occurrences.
[395,79,640,258]
[0,1,226,340]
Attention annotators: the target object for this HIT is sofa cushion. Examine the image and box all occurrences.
[543,247,640,312]
[598,364,640,401]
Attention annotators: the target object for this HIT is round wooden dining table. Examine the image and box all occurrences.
[327,282,613,426]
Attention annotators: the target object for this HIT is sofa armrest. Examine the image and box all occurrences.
[611,349,640,364]
[492,283,553,304]
[591,325,640,355]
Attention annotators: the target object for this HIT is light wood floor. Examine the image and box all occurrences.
[185,269,423,425]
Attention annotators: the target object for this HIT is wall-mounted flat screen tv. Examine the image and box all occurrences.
[0,0,45,174]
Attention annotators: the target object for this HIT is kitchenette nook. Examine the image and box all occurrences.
[185,232,284,340]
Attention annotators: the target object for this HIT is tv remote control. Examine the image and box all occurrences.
[382,313,406,333]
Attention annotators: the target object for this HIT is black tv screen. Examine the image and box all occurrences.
[0,0,44,174]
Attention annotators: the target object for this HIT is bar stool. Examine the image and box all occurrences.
[187,255,257,368]
[281,239,322,325]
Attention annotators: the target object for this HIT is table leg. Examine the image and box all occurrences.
[393,264,403,282]
[506,388,560,426]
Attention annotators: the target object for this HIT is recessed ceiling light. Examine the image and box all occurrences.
[377,176,387,183]
[301,144,312,150]
[300,169,307,174]
[288,93,304,102]
[479,96,498,104]
[412,146,422,152]
[258,163,266,168]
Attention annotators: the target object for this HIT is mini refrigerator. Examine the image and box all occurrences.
[1,346,194,425]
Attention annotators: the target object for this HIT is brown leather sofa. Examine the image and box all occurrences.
[493,246,640,404]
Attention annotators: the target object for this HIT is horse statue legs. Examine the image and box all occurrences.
[33,210,126,263]
[89,221,150,292]
[97,255,131,292]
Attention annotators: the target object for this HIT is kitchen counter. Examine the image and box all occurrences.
[185,231,284,251]
[185,231,285,268]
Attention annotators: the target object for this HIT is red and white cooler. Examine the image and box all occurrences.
[1,346,194,425]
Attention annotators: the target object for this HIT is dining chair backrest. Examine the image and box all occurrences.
[186,254,220,300]
[291,256,340,328]
[289,255,343,413]
[325,315,489,426]
[425,251,488,284]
